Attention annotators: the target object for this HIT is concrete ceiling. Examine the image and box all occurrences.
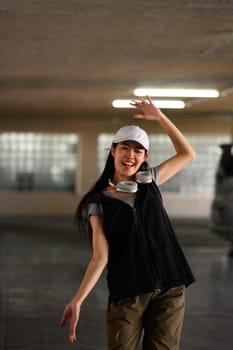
[0,0,233,121]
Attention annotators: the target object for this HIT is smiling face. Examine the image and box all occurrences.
[111,141,148,182]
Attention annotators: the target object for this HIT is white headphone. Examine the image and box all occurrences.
[109,171,152,193]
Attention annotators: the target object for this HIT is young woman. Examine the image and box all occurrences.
[60,96,196,350]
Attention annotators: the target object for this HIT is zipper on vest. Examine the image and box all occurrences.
[132,208,161,292]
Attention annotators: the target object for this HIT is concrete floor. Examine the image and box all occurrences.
[0,217,232,350]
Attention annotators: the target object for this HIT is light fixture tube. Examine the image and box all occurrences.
[112,100,185,109]
[134,88,219,98]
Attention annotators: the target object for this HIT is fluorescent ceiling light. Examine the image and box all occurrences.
[112,99,185,109]
[134,88,219,98]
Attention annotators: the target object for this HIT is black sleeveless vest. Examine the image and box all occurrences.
[87,181,195,302]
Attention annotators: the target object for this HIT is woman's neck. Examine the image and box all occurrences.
[111,175,134,185]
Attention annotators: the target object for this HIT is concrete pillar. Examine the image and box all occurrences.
[232,114,233,141]
[77,128,98,196]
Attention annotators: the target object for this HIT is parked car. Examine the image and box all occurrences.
[211,144,233,255]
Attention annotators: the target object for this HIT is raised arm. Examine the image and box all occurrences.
[131,96,196,185]
[60,215,108,343]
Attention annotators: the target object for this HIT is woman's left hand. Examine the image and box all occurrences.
[130,96,163,121]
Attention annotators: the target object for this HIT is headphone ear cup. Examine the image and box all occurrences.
[135,171,152,184]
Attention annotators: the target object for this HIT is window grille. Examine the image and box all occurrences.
[0,133,78,192]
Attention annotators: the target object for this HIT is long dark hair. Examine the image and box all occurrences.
[75,143,149,239]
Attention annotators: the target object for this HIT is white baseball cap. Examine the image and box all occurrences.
[112,125,149,150]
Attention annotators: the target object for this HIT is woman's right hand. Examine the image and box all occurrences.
[60,300,81,343]
[59,217,108,343]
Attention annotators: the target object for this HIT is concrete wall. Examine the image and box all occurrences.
[0,113,231,218]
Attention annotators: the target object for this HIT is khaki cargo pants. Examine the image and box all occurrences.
[106,285,185,350]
